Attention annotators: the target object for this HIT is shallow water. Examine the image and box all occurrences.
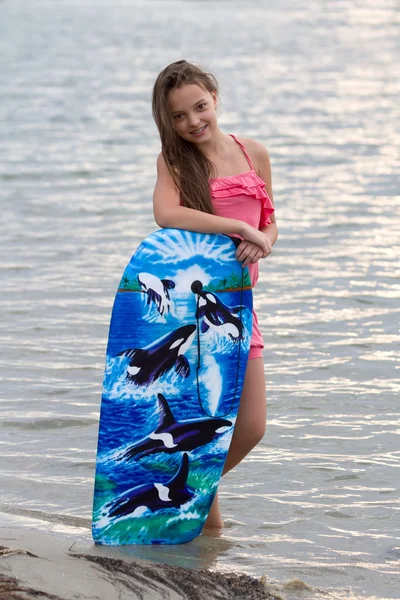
[1,0,399,598]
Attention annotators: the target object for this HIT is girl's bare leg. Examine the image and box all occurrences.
[204,358,267,529]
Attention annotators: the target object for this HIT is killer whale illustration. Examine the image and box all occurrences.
[137,272,175,316]
[193,283,245,342]
[106,453,194,520]
[117,324,196,385]
[119,393,232,461]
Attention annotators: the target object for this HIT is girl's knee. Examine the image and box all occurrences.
[239,418,266,450]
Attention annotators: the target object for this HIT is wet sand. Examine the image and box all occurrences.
[0,528,282,600]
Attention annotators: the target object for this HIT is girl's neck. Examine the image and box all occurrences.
[196,128,231,159]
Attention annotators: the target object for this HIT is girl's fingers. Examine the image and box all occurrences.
[236,239,271,266]
[261,243,272,258]
[251,250,264,263]
[236,242,251,261]
[238,249,251,266]
[242,248,259,267]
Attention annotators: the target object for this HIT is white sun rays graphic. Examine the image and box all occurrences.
[140,229,234,266]
[173,265,210,294]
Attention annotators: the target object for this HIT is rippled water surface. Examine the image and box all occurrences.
[1,1,399,598]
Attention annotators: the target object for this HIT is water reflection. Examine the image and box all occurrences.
[92,528,240,572]
[1,0,399,597]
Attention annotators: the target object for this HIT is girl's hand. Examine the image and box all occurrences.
[236,224,273,265]
[236,240,265,267]
[238,223,269,253]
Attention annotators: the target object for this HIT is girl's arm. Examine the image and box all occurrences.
[234,140,278,266]
[153,153,270,253]
[256,144,278,247]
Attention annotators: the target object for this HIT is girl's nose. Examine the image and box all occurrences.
[188,113,200,128]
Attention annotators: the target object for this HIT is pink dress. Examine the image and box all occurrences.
[210,134,275,360]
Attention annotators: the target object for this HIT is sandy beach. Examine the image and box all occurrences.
[0,527,291,600]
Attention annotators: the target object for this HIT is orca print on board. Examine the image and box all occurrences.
[105,453,195,521]
[93,229,253,545]
[137,272,175,317]
[119,393,232,460]
[195,288,245,342]
[117,324,196,385]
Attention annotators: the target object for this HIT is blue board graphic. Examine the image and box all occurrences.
[92,229,253,545]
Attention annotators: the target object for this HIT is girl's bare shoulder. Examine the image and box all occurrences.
[156,151,167,171]
[237,137,270,161]
[236,137,271,181]
[156,152,176,177]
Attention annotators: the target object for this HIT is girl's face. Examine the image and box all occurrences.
[168,83,218,144]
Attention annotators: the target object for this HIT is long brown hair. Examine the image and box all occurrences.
[152,60,219,214]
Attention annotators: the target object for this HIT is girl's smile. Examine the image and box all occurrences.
[190,124,208,137]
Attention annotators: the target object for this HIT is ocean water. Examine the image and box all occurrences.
[1,0,399,598]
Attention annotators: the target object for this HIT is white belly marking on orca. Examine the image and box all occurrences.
[223,323,239,337]
[149,431,177,448]
[127,365,141,376]
[170,337,184,349]
[216,425,231,434]
[132,505,148,517]
[154,483,172,502]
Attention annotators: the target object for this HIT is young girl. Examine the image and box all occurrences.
[152,60,278,529]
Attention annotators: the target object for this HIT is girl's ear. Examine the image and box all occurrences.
[212,90,217,106]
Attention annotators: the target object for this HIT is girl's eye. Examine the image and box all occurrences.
[174,114,183,121]
[197,103,207,110]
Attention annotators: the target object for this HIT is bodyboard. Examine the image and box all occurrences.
[92,228,253,545]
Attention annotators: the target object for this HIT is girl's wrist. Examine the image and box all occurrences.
[263,230,271,241]
[237,221,248,237]
[261,224,278,247]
